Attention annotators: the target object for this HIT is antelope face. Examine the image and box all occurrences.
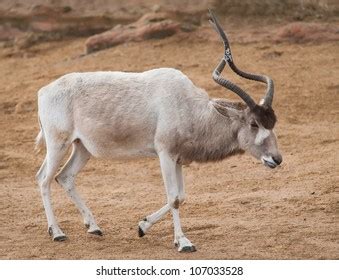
[249,124,282,168]
[239,110,282,169]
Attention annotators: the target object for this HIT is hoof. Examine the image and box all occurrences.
[49,226,66,241]
[88,229,103,236]
[179,245,196,253]
[53,235,67,242]
[138,226,145,238]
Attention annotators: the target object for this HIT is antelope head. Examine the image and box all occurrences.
[209,10,282,168]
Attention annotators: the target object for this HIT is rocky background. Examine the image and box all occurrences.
[1,0,338,50]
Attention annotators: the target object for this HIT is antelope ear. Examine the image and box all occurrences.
[211,99,245,118]
[212,102,229,117]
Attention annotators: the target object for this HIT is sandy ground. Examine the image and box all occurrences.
[0,22,338,259]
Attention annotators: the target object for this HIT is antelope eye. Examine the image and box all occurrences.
[250,122,259,128]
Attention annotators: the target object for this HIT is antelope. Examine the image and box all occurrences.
[35,11,282,252]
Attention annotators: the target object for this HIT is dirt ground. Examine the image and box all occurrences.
[0,14,338,259]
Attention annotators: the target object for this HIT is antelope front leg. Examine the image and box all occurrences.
[158,151,196,252]
[138,204,170,237]
[138,163,186,237]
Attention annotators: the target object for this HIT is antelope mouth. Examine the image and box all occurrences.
[261,157,278,169]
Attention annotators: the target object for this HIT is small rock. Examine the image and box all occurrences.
[85,13,181,54]
[181,23,197,33]
[262,51,283,59]
[274,22,339,43]
[15,101,35,114]
[62,6,72,13]
[0,102,17,114]
[240,201,249,205]
[152,4,161,13]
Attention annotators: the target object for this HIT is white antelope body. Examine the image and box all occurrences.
[36,11,282,252]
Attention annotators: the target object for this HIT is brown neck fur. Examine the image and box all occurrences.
[172,98,246,164]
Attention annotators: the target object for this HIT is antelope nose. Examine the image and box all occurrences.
[272,155,282,165]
